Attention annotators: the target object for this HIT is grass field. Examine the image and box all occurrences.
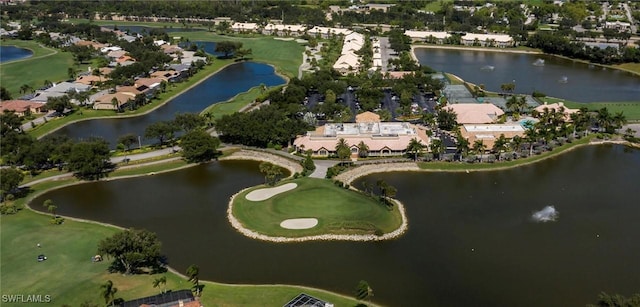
[612,62,640,76]
[233,177,403,237]
[201,85,263,119]
[0,209,369,307]
[541,97,640,121]
[0,39,80,98]
[174,31,304,79]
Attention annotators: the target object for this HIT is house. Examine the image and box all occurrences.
[0,100,45,116]
[150,70,181,82]
[363,3,394,12]
[604,21,632,32]
[120,289,202,307]
[444,103,504,124]
[459,124,525,149]
[262,24,307,36]
[307,26,352,39]
[116,55,136,63]
[75,75,110,86]
[460,33,514,48]
[404,30,450,43]
[534,101,577,122]
[293,112,430,158]
[385,71,414,79]
[231,22,258,33]
[75,40,106,50]
[134,77,164,97]
[30,82,91,103]
[107,50,127,59]
[332,53,360,74]
[92,92,134,110]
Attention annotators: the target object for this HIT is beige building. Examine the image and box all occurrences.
[460,124,525,149]
[444,103,504,124]
[534,101,577,122]
[293,112,430,158]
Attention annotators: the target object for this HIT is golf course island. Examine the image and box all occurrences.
[228,177,407,242]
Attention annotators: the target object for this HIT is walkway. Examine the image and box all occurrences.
[309,160,337,178]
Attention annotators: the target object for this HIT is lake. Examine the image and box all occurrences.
[0,45,33,63]
[49,61,285,146]
[414,48,640,103]
[32,145,640,307]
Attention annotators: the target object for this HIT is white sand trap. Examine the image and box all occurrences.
[295,39,308,43]
[245,183,297,201]
[274,37,294,41]
[280,218,318,229]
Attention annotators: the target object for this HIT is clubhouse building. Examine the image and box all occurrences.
[293,112,430,158]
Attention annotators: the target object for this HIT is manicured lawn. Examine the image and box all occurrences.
[0,209,367,306]
[169,31,304,79]
[0,39,77,97]
[612,62,640,75]
[542,97,640,121]
[233,177,403,237]
[201,86,264,119]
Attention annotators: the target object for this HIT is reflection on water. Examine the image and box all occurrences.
[414,48,640,102]
[32,145,640,307]
[531,205,559,222]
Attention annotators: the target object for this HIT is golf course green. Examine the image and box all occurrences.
[232,177,404,238]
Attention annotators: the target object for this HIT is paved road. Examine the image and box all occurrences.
[309,160,338,178]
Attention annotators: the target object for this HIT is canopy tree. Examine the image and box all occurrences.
[67,138,114,180]
[215,41,242,58]
[0,168,24,201]
[180,130,220,163]
[97,228,164,275]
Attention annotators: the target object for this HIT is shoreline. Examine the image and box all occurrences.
[411,44,640,78]
[336,140,636,185]
[36,61,238,139]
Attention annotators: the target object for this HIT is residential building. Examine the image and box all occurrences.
[293,111,430,158]
[404,30,450,43]
[307,26,352,39]
[0,100,45,116]
[262,24,307,36]
[460,33,514,47]
[231,22,258,33]
[92,92,134,110]
[75,75,110,86]
[604,21,632,32]
[30,82,91,103]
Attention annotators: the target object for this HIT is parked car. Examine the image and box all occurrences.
[37,254,47,262]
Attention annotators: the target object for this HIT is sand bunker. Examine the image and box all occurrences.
[274,37,294,41]
[280,218,318,229]
[245,183,297,201]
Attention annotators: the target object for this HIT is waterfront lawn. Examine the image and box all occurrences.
[613,62,640,75]
[543,97,640,121]
[201,86,263,119]
[170,31,304,79]
[0,40,76,97]
[0,210,366,307]
[233,177,403,237]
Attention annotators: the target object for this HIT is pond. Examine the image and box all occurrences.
[414,48,640,103]
[0,45,33,63]
[32,145,640,307]
[49,61,285,146]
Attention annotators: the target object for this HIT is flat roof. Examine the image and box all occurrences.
[464,124,524,132]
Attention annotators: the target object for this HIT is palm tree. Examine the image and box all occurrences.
[186,264,201,296]
[100,280,118,306]
[429,138,444,161]
[152,276,167,294]
[492,134,508,161]
[42,199,55,217]
[455,132,470,161]
[612,112,627,131]
[357,141,369,158]
[406,138,424,161]
[335,138,350,165]
[20,84,33,94]
[524,127,538,156]
[596,107,613,133]
[510,135,523,155]
[472,140,486,162]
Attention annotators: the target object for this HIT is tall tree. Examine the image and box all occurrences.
[117,134,138,151]
[144,121,178,145]
[186,264,202,297]
[335,138,351,165]
[179,130,220,163]
[492,134,508,161]
[455,132,470,161]
[67,138,114,180]
[472,140,486,162]
[173,113,205,132]
[0,168,24,201]
[0,87,12,100]
[357,141,369,158]
[355,280,373,301]
[152,276,167,294]
[100,280,118,307]
[259,162,283,186]
[437,108,458,131]
[429,138,444,161]
[97,228,164,275]
[214,41,242,58]
[405,138,424,161]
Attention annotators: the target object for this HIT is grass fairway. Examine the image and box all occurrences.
[613,62,640,75]
[0,39,77,97]
[201,85,264,119]
[541,97,640,121]
[0,209,366,306]
[233,177,403,237]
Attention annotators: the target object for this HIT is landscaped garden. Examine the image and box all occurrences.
[232,177,403,238]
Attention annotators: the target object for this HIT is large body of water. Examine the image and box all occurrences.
[414,48,640,103]
[50,62,285,146]
[33,145,640,307]
[0,45,33,63]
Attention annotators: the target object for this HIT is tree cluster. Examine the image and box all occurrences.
[97,228,165,275]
